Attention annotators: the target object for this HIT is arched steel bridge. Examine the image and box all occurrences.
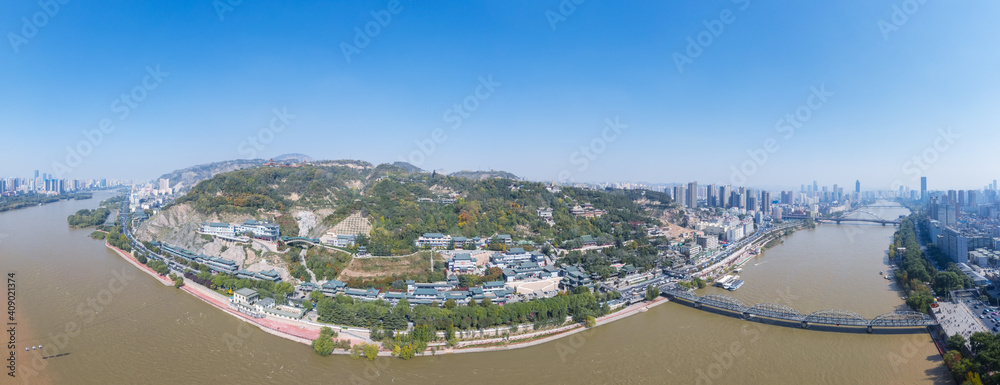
[661,285,936,332]
[784,214,901,226]
[280,236,321,246]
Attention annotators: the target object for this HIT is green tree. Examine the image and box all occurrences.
[947,333,968,351]
[933,271,964,294]
[398,343,416,359]
[968,332,992,353]
[275,281,295,297]
[319,326,338,340]
[645,284,660,301]
[363,343,379,361]
[312,335,334,356]
[443,298,457,309]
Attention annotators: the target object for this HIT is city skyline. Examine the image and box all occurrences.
[3,1,1000,188]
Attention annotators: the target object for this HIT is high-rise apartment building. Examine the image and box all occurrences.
[687,182,698,209]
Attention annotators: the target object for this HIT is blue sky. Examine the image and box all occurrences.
[2,0,999,190]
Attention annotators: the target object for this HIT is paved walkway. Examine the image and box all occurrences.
[934,301,988,345]
[106,243,173,286]
[109,241,678,357]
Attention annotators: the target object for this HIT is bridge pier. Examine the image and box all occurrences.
[742,312,749,320]
[800,321,809,329]
[694,302,702,309]
[867,326,873,333]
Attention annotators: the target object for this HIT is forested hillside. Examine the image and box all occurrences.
[167,161,670,256]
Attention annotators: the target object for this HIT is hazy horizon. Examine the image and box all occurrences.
[3,1,999,190]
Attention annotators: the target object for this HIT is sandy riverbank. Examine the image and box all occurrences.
[106,242,677,358]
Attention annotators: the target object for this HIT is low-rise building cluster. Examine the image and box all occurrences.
[305,279,516,307]
[199,219,280,242]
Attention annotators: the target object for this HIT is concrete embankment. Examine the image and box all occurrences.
[106,241,676,358]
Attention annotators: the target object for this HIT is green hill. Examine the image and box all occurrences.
[169,161,669,256]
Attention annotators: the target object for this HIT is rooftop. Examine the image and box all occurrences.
[234,288,257,297]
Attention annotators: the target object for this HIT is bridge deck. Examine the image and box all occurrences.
[660,286,936,328]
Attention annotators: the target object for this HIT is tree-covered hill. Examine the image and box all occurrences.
[167,161,670,256]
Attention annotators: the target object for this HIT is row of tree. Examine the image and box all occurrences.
[890,216,972,313]
[313,289,609,335]
[943,331,1000,384]
[105,226,131,252]
[67,208,111,228]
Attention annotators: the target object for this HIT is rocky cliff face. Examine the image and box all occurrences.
[135,203,257,260]
[135,203,302,282]
[157,159,265,192]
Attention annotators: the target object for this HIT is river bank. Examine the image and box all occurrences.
[0,193,93,214]
[104,241,677,358]
[734,222,807,268]
[3,192,953,383]
[697,222,806,280]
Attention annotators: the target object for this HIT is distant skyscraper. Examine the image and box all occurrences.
[707,184,717,207]
[968,190,978,207]
[855,180,860,194]
[921,177,927,200]
[737,187,747,209]
[673,185,686,207]
[34,170,39,179]
[762,191,771,214]
[720,186,731,208]
[813,181,818,193]
[686,182,698,209]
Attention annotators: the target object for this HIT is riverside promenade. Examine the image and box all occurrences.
[106,241,676,357]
